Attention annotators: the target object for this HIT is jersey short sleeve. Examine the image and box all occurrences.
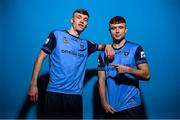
[41,32,56,54]
[135,46,148,65]
[87,40,98,55]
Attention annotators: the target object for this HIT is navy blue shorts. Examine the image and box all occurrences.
[104,105,147,119]
[44,91,82,119]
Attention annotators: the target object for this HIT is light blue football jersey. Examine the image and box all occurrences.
[42,30,97,95]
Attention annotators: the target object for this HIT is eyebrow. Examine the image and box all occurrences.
[111,25,125,27]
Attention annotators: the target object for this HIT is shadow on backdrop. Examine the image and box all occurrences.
[18,73,49,119]
[84,69,104,119]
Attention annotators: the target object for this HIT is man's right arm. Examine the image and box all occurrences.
[28,31,56,102]
[98,70,116,114]
[98,70,106,105]
[29,50,47,102]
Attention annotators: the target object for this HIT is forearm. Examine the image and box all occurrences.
[31,60,42,86]
[97,44,114,59]
[98,78,107,104]
[128,66,150,80]
[97,44,106,51]
[31,51,47,86]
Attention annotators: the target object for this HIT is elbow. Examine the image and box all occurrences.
[144,72,150,80]
[145,74,150,80]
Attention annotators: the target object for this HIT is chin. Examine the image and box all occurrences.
[77,29,83,33]
[79,28,85,31]
[114,37,121,41]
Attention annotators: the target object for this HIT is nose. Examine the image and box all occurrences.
[115,28,119,33]
[80,19,84,24]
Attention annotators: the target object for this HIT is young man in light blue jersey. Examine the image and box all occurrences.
[28,9,114,119]
[98,16,150,119]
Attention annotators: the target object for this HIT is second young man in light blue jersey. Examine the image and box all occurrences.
[98,16,150,119]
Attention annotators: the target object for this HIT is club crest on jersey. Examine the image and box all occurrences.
[124,51,129,56]
[80,43,84,49]
[63,37,68,44]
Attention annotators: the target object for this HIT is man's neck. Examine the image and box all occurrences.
[68,27,80,37]
[113,39,126,49]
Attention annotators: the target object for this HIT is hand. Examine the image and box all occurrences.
[28,85,38,102]
[102,102,116,114]
[109,63,129,73]
[105,44,114,59]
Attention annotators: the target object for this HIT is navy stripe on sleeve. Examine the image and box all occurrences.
[41,32,56,54]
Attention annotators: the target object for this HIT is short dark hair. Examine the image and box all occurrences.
[73,8,89,18]
[109,16,126,24]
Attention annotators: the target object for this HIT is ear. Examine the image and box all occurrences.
[108,28,111,33]
[125,27,128,33]
[70,18,74,24]
[85,23,88,28]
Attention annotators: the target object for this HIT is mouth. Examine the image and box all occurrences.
[78,24,84,28]
[115,35,121,38]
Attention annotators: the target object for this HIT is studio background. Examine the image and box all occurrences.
[0,0,180,119]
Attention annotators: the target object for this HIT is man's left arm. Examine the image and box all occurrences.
[110,63,150,80]
[87,41,114,59]
[128,45,150,80]
[109,45,150,80]
[128,63,150,80]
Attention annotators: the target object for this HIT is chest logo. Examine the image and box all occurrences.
[80,43,84,49]
[124,51,129,56]
[63,37,68,44]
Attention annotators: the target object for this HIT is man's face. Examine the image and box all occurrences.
[71,12,88,32]
[109,23,127,41]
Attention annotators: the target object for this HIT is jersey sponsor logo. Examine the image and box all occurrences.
[61,49,85,57]
[140,51,146,58]
[45,38,50,44]
[63,37,68,44]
